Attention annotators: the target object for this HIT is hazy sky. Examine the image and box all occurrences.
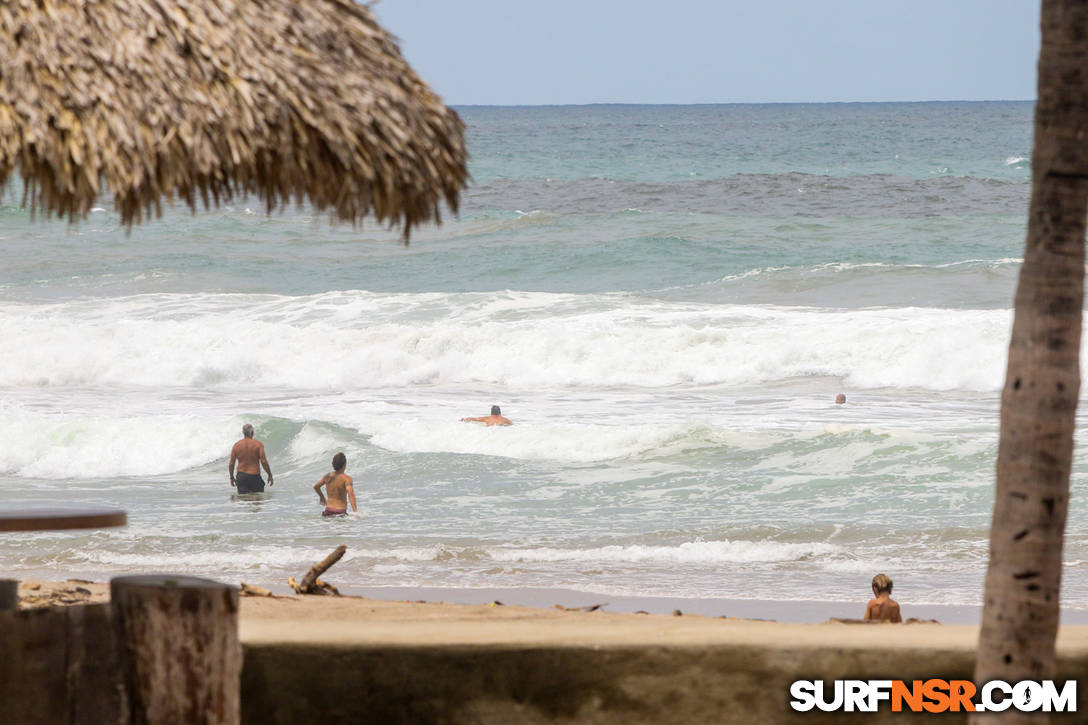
[371,0,1040,105]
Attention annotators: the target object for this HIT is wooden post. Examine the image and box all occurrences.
[0,604,124,724]
[0,578,17,609]
[112,575,241,725]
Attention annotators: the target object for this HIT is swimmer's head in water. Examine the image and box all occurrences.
[835,393,846,404]
[871,573,893,594]
[332,452,347,472]
[242,423,254,438]
[491,405,501,415]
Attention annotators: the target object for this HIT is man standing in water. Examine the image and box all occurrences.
[314,452,356,516]
[460,405,513,426]
[229,423,274,493]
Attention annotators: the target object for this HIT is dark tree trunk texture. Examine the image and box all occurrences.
[973,1,1088,722]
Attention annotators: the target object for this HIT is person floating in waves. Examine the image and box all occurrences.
[460,405,513,426]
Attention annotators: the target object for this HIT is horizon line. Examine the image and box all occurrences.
[449,98,1035,108]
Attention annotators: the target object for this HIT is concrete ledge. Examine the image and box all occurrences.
[7,589,1086,723]
[240,639,1088,724]
[237,597,1088,723]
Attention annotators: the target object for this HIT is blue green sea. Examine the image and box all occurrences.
[3,101,1084,615]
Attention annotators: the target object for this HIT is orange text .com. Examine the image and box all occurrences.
[789,679,1077,713]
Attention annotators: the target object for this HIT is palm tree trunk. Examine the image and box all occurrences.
[972,1,1088,722]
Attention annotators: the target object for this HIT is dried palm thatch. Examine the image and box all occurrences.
[0,0,467,236]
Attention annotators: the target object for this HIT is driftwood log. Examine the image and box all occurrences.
[112,575,242,725]
[240,582,275,598]
[554,603,608,612]
[289,544,346,595]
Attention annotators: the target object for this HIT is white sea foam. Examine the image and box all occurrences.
[75,543,349,571]
[38,540,845,584]
[286,423,346,462]
[486,539,843,564]
[714,265,793,282]
[368,421,717,462]
[0,408,235,478]
[934,257,1021,268]
[0,291,1015,392]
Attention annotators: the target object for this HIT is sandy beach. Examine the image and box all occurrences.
[18,579,1088,648]
[12,578,1088,724]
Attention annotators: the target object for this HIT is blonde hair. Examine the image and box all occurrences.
[872,573,893,594]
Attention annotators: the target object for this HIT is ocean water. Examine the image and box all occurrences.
[2,101,1084,611]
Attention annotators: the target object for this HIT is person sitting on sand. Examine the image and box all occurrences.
[460,405,513,426]
[864,573,902,623]
[229,423,273,493]
[313,452,356,517]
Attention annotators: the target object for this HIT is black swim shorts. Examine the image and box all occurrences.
[235,471,265,494]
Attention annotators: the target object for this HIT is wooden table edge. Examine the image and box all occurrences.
[0,510,127,532]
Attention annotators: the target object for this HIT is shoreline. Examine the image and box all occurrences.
[19,578,1088,626]
[15,579,1088,725]
[241,579,1088,625]
[338,584,987,624]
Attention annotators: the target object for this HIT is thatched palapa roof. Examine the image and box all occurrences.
[0,0,467,235]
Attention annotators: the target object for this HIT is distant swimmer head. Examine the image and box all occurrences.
[872,573,893,594]
[491,405,501,415]
[835,393,846,405]
[332,452,347,472]
[242,423,255,438]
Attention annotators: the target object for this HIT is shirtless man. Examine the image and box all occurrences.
[314,452,356,517]
[229,423,273,493]
[460,405,513,426]
[863,573,903,623]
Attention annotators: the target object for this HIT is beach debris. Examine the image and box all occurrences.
[489,600,504,607]
[289,544,347,596]
[827,616,941,625]
[66,578,94,584]
[672,609,683,617]
[827,617,895,624]
[635,610,650,615]
[554,603,608,612]
[240,582,276,598]
[287,576,341,597]
[315,579,340,596]
[16,582,103,609]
